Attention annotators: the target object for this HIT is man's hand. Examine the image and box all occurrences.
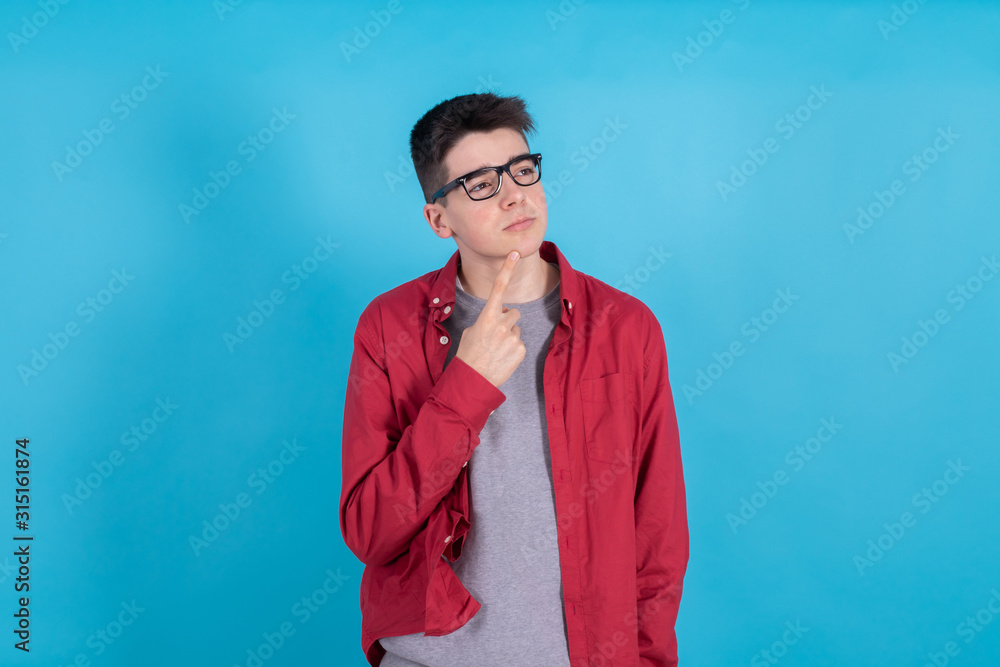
[455,250,526,388]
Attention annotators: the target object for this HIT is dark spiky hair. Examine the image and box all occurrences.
[409,92,536,206]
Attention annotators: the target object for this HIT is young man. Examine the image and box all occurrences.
[340,92,688,666]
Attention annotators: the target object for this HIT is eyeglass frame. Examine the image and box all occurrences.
[430,152,543,203]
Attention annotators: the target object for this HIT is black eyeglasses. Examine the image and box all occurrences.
[431,153,542,203]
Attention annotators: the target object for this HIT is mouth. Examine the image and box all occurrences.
[504,217,534,232]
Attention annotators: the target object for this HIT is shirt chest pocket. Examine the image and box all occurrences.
[579,372,636,465]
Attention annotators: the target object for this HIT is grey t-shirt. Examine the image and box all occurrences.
[378,263,571,667]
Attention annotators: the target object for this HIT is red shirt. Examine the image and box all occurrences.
[340,239,689,666]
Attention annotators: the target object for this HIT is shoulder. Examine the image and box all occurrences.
[573,268,662,336]
[355,265,440,338]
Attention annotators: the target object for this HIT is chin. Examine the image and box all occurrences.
[514,232,545,255]
[530,222,547,246]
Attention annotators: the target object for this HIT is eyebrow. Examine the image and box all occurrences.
[467,152,530,173]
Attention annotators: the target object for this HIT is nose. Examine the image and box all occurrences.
[498,173,526,206]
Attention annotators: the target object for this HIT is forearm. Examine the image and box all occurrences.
[340,321,505,566]
[635,312,690,665]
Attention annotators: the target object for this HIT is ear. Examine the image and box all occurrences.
[424,203,453,239]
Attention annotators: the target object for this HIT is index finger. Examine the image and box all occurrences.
[484,250,519,314]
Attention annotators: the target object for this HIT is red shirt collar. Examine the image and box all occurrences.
[427,239,580,322]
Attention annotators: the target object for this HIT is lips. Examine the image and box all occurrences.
[504,217,534,231]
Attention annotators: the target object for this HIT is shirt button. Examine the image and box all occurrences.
[568,301,573,309]
[432,297,440,304]
[444,305,451,314]
[444,535,452,544]
[440,335,449,344]
[463,460,468,468]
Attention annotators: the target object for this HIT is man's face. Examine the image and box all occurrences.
[423,128,547,262]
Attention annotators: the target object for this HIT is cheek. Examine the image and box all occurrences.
[466,212,497,242]
[527,186,547,214]
[535,185,547,206]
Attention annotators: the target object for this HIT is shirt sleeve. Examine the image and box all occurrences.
[634,308,690,666]
[339,304,507,567]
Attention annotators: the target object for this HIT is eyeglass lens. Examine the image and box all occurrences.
[464,156,540,200]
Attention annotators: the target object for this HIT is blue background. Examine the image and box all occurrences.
[2,0,999,665]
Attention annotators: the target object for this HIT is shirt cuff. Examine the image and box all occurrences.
[428,355,507,437]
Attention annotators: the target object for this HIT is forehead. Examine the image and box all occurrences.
[444,128,530,179]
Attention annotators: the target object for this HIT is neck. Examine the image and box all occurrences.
[458,250,559,304]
